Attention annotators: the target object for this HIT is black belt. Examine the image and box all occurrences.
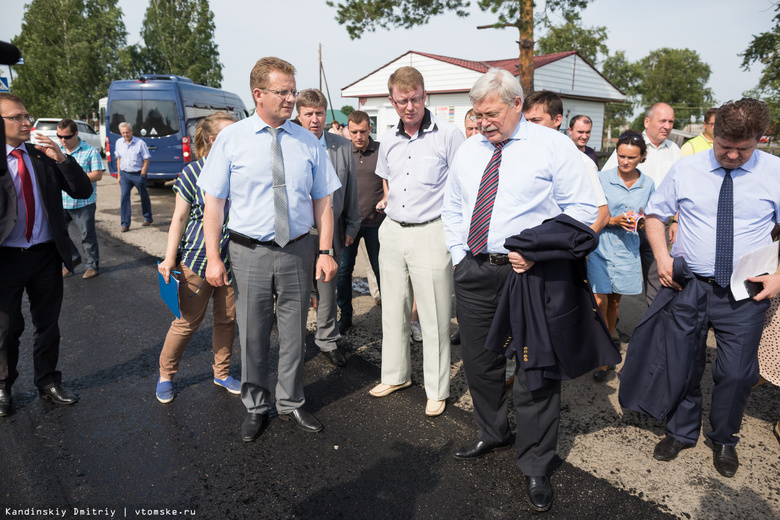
[392,216,441,227]
[1,241,55,253]
[474,253,509,266]
[121,170,142,174]
[694,273,720,285]
[228,230,307,249]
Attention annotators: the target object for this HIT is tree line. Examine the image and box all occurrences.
[9,0,222,122]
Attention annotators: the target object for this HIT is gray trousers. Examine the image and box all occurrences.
[229,235,315,414]
[314,239,341,352]
[63,203,99,270]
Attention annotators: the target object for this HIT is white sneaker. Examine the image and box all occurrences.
[410,321,423,342]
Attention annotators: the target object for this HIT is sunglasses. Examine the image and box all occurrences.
[618,132,643,142]
[57,134,75,140]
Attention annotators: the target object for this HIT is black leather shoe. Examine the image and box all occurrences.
[279,408,323,433]
[452,439,512,461]
[450,331,461,345]
[241,413,267,442]
[653,436,694,461]
[39,384,78,405]
[322,348,346,367]
[338,316,352,335]
[713,443,739,478]
[0,389,12,417]
[525,476,553,512]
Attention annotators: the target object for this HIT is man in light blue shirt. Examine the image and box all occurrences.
[442,68,597,513]
[644,98,780,478]
[198,57,340,442]
[114,122,151,231]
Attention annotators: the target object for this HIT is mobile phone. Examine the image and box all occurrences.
[744,273,768,298]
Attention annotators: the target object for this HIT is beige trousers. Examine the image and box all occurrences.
[378,218,452,400]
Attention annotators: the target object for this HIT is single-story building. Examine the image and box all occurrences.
[341,50,626,150]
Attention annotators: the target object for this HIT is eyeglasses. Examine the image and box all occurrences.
[392,95,425,107]
[2,115,34,124]
[618,132,644,142]
[57,134,75,140]
[473,105,510,122]
[261,88,300,99]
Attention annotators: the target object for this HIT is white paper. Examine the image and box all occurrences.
[730,241,779,300]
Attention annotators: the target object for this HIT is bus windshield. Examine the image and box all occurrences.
[109,99,179,138]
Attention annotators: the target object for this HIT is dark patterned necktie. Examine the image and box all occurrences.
[714,169,733,287]
[467,140,507,254]
[11,149,35,242]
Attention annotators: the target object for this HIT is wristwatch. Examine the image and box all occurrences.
[318,249,335,256]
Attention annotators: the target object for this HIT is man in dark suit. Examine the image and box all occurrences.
[296,89,360,367]
[0,93,93,416]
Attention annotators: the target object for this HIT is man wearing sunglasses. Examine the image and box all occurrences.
[199,57,340,442]
[57,119,104,280]
[0,93,92,417]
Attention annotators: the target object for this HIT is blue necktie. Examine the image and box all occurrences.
[714,169,733,287]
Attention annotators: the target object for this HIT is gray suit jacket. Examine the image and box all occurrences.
[323,132,360,254]
[1,144,92,270]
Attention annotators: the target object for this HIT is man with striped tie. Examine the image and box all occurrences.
[442,69,598,512]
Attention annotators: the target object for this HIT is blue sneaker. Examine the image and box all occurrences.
[214,376,241,395]
[156,379,174,404]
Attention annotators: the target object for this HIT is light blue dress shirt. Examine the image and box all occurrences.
[114,136,150,172]
[2,145,53,247]
[442,118,599,266]
[197,114,341,242]
[588,168,655,295]
[646,149,780,276]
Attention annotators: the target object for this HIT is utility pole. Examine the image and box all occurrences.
[319,43,322,92]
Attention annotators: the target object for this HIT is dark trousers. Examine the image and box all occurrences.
[336,225,381,319]
[639,228,661,306]
[454,253,560,476]
[666,280,769,446]
[120,171,152,227]
[0,243,64,391]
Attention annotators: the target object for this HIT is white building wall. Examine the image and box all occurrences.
[560,99,606,151]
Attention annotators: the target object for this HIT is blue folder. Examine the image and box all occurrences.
[157,263,181,319]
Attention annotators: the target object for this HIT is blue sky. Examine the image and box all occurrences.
[1,0,774,113]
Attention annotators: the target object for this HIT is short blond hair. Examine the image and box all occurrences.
[250,57,296,95]
[387,66,424,95]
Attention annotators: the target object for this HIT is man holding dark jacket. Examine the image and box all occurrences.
[0,93,92,416]
[442,69,598,512]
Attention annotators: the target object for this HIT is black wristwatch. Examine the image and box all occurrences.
[318,249,335,256]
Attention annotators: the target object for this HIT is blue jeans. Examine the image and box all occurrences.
[336,225,380,319]
[120,171,152,227]
[63,203,99,269]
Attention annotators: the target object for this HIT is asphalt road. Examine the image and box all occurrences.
[0,179,778,520]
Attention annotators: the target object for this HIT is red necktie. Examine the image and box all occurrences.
[10,149,35,242]
[467,140,507,254]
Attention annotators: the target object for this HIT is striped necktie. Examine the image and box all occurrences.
[467,140,507,254]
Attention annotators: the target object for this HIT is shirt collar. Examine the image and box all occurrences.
[319,132,328,149]
[395,108,434,139]
[251,112,294,135]
[354,136,379,155]
[641,130,672,151]
[707,147,759,174]
[6,143,27,157]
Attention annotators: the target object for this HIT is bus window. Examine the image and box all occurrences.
[109,99,180,137]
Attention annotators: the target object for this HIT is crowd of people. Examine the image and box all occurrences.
[2,48,780,514]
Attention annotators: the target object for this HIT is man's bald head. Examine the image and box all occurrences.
[644,103,674,147]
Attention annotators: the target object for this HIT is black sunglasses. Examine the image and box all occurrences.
[618,132,643,142]
[57,134,75,140]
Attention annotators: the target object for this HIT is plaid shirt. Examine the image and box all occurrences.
[60,138,104,209]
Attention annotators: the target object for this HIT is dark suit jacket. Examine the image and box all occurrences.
[484,214,621,391]
[618,257,708,421]
[1,143,92,269]
[323,132,360,254]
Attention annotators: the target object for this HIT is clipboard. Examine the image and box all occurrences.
[157,262,181,318]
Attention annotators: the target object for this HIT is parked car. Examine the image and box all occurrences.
[31,118,103,153]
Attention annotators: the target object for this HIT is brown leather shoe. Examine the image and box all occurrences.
[142,220,153,227]
[83,268,99,279]
[121,226,129,232]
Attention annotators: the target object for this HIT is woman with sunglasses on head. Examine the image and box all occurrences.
[588,131,656,381]
[155,112,239,403]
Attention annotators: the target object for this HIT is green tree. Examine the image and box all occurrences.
[327,0,592,97]
[635,48,713,128]
[600,50,643,133]
[741,3,780,135]
[11,0,127,119]
[139,0,222,87]
[536,18,608,65]
[340,105,355,116]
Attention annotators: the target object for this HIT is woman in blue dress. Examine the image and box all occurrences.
[588,131,655,380]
